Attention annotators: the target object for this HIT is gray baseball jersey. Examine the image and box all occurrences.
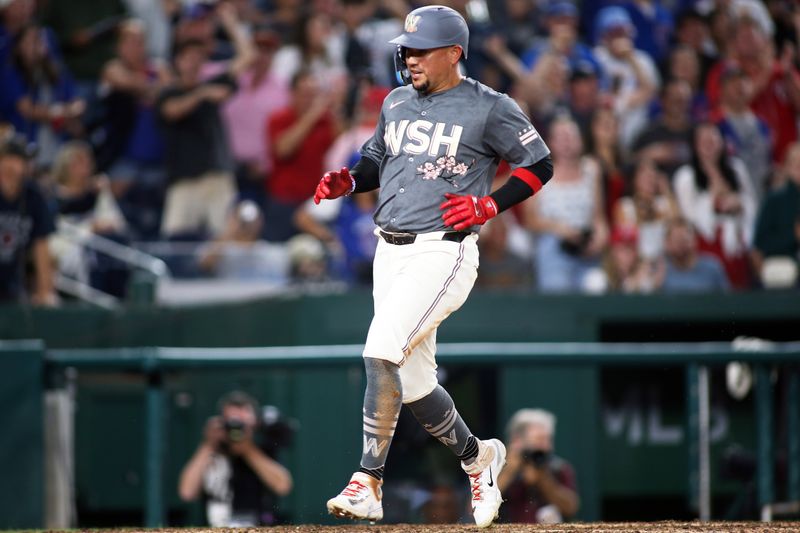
[360,77,550,233]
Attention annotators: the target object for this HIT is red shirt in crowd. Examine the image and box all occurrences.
[706,61,799,163]
[267,109,336,204]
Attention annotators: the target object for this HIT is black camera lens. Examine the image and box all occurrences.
[224,418,246,442]
[522,449,549,467]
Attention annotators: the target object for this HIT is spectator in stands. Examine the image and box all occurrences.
[519,1,599,81]
[715,65,772,201]
[0,0,36,62]
[707,11,800,164]
[495,0,541,61]
[338,0,403,90]
[593,6,660,151]
[613,158,680,263]
[586,107,625,222]
[672,6,717,82]
[751,141,800,287]
[271,10,348,97]
[100,19,171,240]
[665,44,709,121]
[631,78,693,178]
[498,408,579,524]
[0,24,85,169]
[216,25,289,209]
[601,225,663,293]
[179,390,293,527]
[513,1,598,126]
[660,217,730,292]
[567,59,604,144]
[50,141,130,298]
[286,233,331,284]
[616,0,673,63]
[0,136,57,305]
[120,0,171,61]
[475,213,533,289]
[197,199,290,284]
[292,86,384,282]
[525,116,608,293]
[41,0,127,111]
[157,2,254,239]
[673,122,756,289]
[265,69,340,242]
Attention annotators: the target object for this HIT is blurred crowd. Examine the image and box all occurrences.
[1,0,800,305]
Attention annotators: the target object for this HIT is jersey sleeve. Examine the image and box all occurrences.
[359,107,386,165]
[482,95,550,168]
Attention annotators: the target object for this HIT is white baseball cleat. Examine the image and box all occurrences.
[462,438,507,528]
[326,472,384,522]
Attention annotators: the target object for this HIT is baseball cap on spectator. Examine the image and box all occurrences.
[546,1,577,18]
[596,6,636,38]
[610,225,638,247]
[183,0,216,20]
[0,135,36,160]
[570,59,599,82]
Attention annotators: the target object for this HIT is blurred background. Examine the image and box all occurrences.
[0,0,799,529]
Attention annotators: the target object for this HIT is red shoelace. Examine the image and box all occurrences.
[469,473,483,501]
[342,480,367,497]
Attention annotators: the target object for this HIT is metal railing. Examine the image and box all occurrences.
[54,221,171,308]
[45,341,800,527]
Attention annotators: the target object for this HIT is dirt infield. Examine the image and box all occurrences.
[144,522,799,533]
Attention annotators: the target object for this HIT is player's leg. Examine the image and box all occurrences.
[403,334,506,528]
[327,237,401,521]
[326,357,400,521]
[390,235,504,527]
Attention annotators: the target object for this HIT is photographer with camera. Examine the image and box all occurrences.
[497,408,579,524]
[178,391,293,526]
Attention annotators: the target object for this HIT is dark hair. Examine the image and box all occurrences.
[290,68,314,90]
[292,10,331,64]
[217,390,260,416]
[172,38,206,60]
[690,122,739,192]
[12,24,61,88]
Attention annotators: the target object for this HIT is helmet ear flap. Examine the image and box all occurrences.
[394,45,411,85]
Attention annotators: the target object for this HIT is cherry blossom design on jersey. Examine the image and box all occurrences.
[416,156,475,187]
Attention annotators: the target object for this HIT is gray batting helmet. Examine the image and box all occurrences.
[389,5,469,59]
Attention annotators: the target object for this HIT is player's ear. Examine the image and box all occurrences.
[449,45,463,65]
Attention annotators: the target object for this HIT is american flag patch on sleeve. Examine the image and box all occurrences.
[518,126,540,146]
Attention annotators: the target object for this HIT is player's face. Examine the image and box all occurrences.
[404,46,461,94]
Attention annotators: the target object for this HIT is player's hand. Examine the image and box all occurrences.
[439,193,498,231]
[313,167,353,204]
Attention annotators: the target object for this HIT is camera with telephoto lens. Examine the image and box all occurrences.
[223,417,247,442]
[522,449,550,468]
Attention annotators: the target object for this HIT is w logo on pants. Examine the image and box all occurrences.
[363,436,388,458]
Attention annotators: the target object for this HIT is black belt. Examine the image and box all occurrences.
[379,230,470,245]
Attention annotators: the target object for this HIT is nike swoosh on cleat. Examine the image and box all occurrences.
[487,466,494,487]
[389,100,406,109]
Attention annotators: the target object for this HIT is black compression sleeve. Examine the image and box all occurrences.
[350,157,380,193]
[489,156,553,213]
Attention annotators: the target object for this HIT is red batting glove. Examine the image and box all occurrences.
[313,167,354,204]
[439,193,499,231]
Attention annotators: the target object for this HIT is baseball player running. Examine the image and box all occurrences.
[316,5,553,528]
